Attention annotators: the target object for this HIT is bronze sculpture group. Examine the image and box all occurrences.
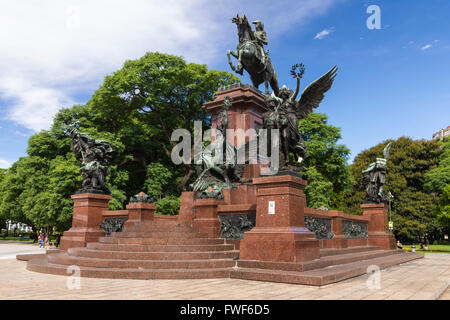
[191,14,340,199]
[190,97,245,199]
[227,14,338,171]
[71,127,114,195]
[69,14,385,204]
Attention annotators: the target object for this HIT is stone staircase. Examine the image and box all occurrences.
[27,219,239,279]
[233,246,423,286]
[25,219,423,285]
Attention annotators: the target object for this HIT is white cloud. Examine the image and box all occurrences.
[0,159,11,169]
[421,44,432,51]
[314,27,334,40]
[0,0,339,132]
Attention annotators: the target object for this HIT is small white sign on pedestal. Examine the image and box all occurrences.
[268,201,275,215]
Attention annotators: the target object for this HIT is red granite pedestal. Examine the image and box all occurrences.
[178,191,195,224]
[203,84,269,148]
[192,198,223,238]
[239,175,320,262]
[60,193,111,250]
[124,201,155,228]
[362,203,396,250]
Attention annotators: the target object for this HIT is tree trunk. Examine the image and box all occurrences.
[179,166,196,192]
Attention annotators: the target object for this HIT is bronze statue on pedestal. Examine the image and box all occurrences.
[227,15,279,96]
[362,143,392,203]
[71,128,114,195]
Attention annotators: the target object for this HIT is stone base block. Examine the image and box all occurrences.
[368,232,396,250]
[239,227,320,262]
[60,193,111,250]
[193,218,220,238]
[319,235,348,249]
[178,191,195,223]
[124,201,156,228]
[60,228,105,251]
[192,198,223,238]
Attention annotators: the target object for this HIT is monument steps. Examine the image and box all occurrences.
[23,212,424,285]
[237,248,404,272]
[110,231,210,239]
[123,222,195,233]
[46,252,237,269]
[86,242,235,252]
[27,256,233,279]
[319,245,381,257]
[26,218,239,278]
[66,247,239,260]
[98,236,226,245]
[231,252,424,286]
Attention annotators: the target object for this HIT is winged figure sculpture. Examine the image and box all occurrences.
[262,64,338,170]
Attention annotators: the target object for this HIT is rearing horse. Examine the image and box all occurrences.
[227,15,279,96]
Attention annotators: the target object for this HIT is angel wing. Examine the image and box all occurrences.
[383,142,392,159]
[295,66,338,119]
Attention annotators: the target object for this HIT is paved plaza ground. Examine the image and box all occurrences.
[0,242,449,300]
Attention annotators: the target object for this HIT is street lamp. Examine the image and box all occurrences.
[388,192,394,232]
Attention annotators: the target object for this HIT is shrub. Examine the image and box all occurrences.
[155,196,180,216]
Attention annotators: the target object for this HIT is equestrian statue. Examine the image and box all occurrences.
[227,15,279,96]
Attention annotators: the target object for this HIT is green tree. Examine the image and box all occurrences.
[155,196,180,216]
[144,162,174,200]
[0,52,239,231]
[299,113,352,209]
[0,169,6,182]
[88,52,239,192]
[343,137,442,242]
[437,184,450,232]
[0,169,6,231]
[303,166,333,208]
[424,138,450,193]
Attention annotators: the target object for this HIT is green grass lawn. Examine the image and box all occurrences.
[402,244,450,253]
[0,237,32,241]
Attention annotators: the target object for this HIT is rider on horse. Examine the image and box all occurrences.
[252,20,268,69]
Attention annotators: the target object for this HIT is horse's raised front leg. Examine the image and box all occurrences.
[227,50,238,72]
[237,50,244,75]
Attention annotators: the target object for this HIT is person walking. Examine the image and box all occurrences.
[38,233,44,248]
[55,233,62,248]
[44,234,49,249]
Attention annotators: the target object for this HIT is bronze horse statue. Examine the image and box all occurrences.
[227,15,279,96]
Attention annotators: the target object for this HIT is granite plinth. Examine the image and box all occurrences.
[60,193,111,250]
[192,198,224,238]
[239,174,320,262]
[124,201,156,228]
[362,203,396,250]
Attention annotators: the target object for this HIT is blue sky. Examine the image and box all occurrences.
[0,0,449,168]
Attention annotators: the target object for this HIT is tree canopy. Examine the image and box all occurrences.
[0,51,446,244]
[299,113,352,210]
[0,52,239,231]
[343,137,442,242]
[424,138,450,193]
[424,138,450,233]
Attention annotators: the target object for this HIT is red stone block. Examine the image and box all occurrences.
[240,175,320,262]
[124,201,155,228]
[192,198,223,238]
[178,191,195,223]
[60,193,111,250]
[330,217,348,249]
[362,203,396,250]
[203,84,268,148]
